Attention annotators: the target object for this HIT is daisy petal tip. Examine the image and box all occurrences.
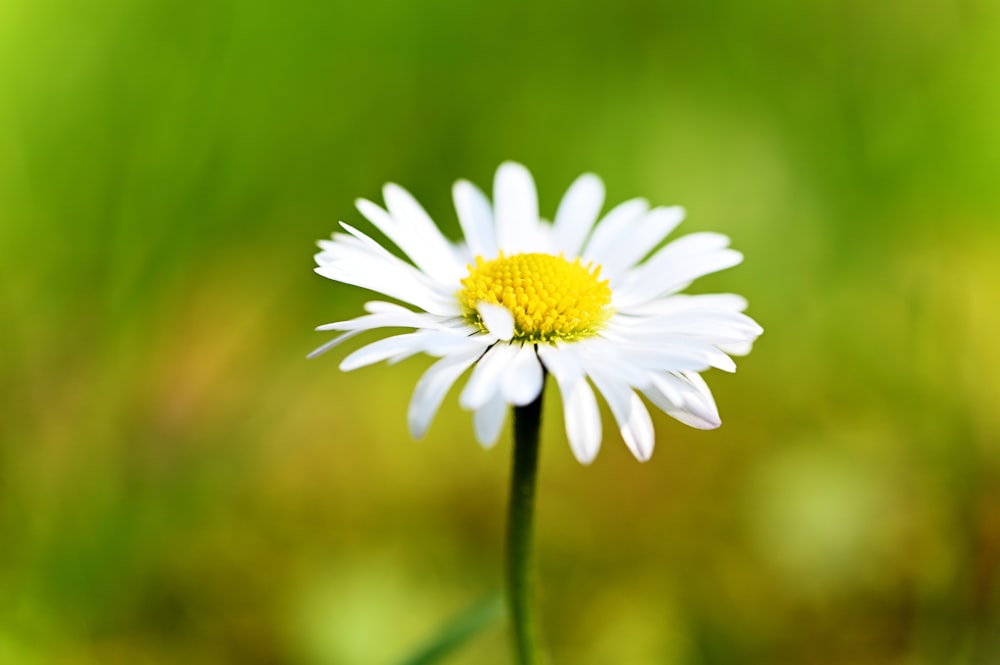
[716,355,738,373]
[622,430,655,462]
[406,416,428,441]
[573,447,599,466]
[576,172,605,192]
[634,448,654,463]
[508,380,543,407]
[476,302,515,341]
[498,160,530,175]
[381,182,403,199]
[686,412,722,430]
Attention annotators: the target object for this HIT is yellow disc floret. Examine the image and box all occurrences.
[458,252,612,342]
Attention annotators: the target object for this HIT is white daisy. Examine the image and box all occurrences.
[312,162,762,464]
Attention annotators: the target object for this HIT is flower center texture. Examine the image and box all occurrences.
[459,252,612,342]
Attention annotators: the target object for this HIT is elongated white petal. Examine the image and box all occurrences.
[501,345,544,406]
[590,371,655,462]
[537,344,601,462]
[623,293,750,316]
[316,225,385,264]
[596,206,686,281]
[536,343,584,386]
[623,392,655,461]
[679,371,721,421]
[718,340,756,356]
[646,372,721,429]
[477,302,515,341]
[494,162,539,254]
[408,351,482,439]
[307,329,366,359]
[316,310,455,333]
[573,339,656,387]
[383,183,446,243]
[552,173,604,256]
[453,179,498,259]
[565,378,602,464]
[341,332,483,371]
[355,197,461,286]
[354,197,409,254]
[614,233,743,307]
[383,183,465,282]
[461,343,517,409]
[339,333,427,371]
[573,335,718,381]
[473,392,508,448]
[582,198,649,265]
[314,226,457,315]
[611,309,763,337]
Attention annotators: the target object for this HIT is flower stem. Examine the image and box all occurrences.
[507,382,546,665]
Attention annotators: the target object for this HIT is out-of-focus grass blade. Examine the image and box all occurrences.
[393,593,504,665]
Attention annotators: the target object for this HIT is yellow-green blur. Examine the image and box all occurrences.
[1,1,999,663]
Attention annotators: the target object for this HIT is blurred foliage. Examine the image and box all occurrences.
[2,0,999,663]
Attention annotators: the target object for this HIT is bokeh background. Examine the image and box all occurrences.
[2,0,999,663]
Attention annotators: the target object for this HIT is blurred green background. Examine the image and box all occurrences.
[2,0,999,663]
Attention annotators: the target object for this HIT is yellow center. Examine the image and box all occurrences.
[458,252,612,342]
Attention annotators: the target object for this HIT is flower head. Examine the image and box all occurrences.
[312,162,762,463]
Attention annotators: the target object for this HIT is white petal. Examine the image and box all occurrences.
[614,233,743,307]
[354,197,410,258]
[355,196,460,286]
[537,344,601,462]
[339,333,426,371]
[573,338,659,387]
[314,225,457,315]
[453,179,498,259]
[679,372,721,425]
[383,183,465,282]
[473,392,508,448]
[646,372,721,429]
[460,343,516,410]
[552,173,605,256]
[601,334,736,374]
[477,302,515,341]
[718,340,756,356]
[340,331,483,371]
[624,293,750,316]
[315,310,453,333]
[564,378,602,464]
[582,198,649,265]
[596,206,686,282]
[536,343,585,387]
[494,162,539,254]
[623,392,655,462]
[589,371,656,462]
[501,345,544,406]
[408,351,481,439]
[610,309,763,341]
[307,329,366,359]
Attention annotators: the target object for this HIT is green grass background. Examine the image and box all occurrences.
[1,0,999,663]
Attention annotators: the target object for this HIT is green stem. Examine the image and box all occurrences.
[507,379,546,665]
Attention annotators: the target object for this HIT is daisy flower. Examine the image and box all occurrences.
[312,162,762,463]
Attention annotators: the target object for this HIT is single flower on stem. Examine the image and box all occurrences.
[311,162,762,663]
